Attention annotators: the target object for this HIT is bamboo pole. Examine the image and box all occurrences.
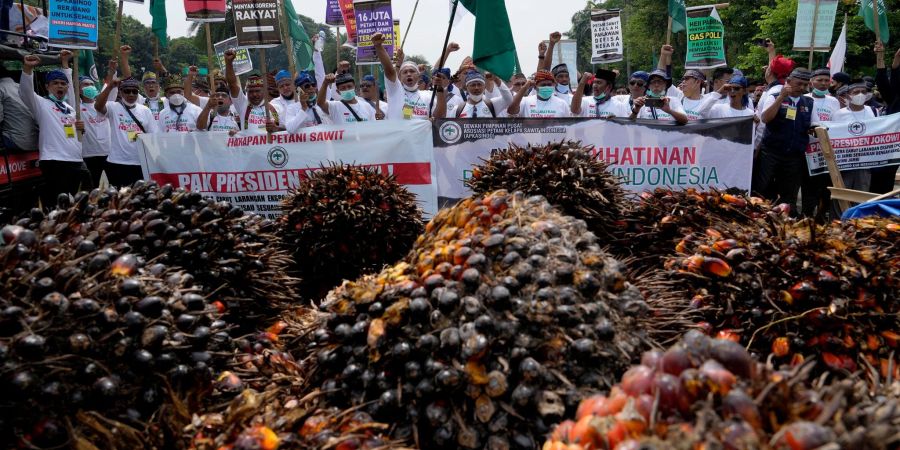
[401,0,421,51]
[808,0,820,68]
[872,0,882,45]
[154,36,159,60]
[815,127,849,213]
[205,23,215,92]
[113,0,124,59]
[666,17,673,46]
[260,48,272,140]
[72,52,81,142]
[335,26,342,69]
[279,0,296,75]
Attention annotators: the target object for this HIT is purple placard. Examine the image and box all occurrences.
[325,0,343,26]
[354,0,393,65]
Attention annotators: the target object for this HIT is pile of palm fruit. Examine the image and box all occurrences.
[0,182,298,447]
[543,331,900,449]
[302,190,652,449]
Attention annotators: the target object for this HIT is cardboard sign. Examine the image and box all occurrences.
[232,0,281,48]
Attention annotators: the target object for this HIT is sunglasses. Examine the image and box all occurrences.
[724,87,745,93]
[121,89,139,95]
[629,80,646,87]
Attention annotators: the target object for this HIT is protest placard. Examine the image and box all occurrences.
[590,9,623,64]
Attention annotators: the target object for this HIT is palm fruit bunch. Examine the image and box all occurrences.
[280,163,424,298]
[465,141,626,238]
[642,214,899,377]
[305,190,651,449]
[0,182,297,447]
[613,188,775,273]
[543,331,900,450]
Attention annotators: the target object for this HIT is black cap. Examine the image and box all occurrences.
[593,68,616,86]
[682,69,706,81]
[335,72,355,86]
[832,72,851,84]
[648,69,671,81]
[551,63,569,76]
[788,69,812,81]
[812,68,831,78]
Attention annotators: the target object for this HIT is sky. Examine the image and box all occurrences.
[125,0,588,75]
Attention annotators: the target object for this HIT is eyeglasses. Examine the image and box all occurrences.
[724,87,744,93]
[121,89,139,95]
[629,81,646,87]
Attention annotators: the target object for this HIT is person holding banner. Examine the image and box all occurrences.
[94,74,158,188]
[571,68,630,119]
[754,69,814,215]
[630,70,688,124]
[373,32,447,120]
[317,72,377,123]
[19,53,91,204]
[507,70,570,118]
[197,85,240,134]
[871,43,900,194]
[452,71,512,119]
[224,50,282,133]
[831,82,879,192]
[157,75,203,133]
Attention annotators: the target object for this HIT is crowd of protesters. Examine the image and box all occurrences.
[7,29,900,216]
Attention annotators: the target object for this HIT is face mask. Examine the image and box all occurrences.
[647,90,663,99]
[339,89,356,101]
[812,88,829,97]
[850,93,870,106]
[789,96,800,103]
[122,99,137,107]
[537,86,554,100]
[308,93,317,104]
[168,94,185,106]
[556,84,570,94]
[49,93,67,103]
[468,93,484,103]
[403,83,419,92]
[82,86,99,100]
[593,93,607,101]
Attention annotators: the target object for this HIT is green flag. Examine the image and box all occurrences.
[283,0,315,71]
[150,0,168,49]
[78,50,98,81]
[669,0,687,33]
[858,0,889,44]
[457,0,517,80]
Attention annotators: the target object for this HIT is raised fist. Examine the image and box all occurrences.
[372,33,385,47]
[23,54,40,68]
[660,44,674,55]
[224,49,237,63]
[189,65,199,76]
[324,73,336,84]
[120,45,132,56]
[59,49,72,61]
[549,32,561,44]
[447,42,460,53]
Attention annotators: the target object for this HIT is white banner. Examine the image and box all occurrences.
[542,39,578,89]
[432,118,755,203]
[138,121,438,217]
[590,10,623,64]
[792,0,839,51]
[805,115,900,176]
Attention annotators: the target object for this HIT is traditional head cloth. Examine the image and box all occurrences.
[465,70,486,85]
[400,61,419,72]
[731,68,744,78]
[215,85,230,94]
[682,69,706,81]
[294,71,315,87]
[45,70,68,84]
[362,74,376,83]
[432,67,451,78]
[836,85,850,97]
[788,69,812,81]
[163,75,183,92]
[534,70,555,83]
[769,56,795,80]
[593,68,616,86]
[728,76,749,88]
[551,63,569,76]
[831,72,851,85]
[142,72,158,83]
[246,74,265,88]
[812,68,831,78]
[120,77,141,89]
[629,71,650,83]
[335,72,355,86]
[419,72,430,84]
[847,82,870,92]
[78,75,93,83]
[274,69,292,84]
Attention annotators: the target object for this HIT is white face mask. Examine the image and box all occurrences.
[168,94,185,106]
[556,84,570,94]
[122,99,137,107]
[850,93,870,106]
[468,93,483,103]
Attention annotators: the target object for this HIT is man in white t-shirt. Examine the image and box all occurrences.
[271,69,304,126]
[77,73,111,188]
[453,71,513,118]
[432,68,465,114]
[629,69,689,124]
[571,69,631,118]
[831,83,877,192]
[613,71,649,110]
[507,70,570,118]
[119,46,168,121]
[317,72,377,123]
[708,76,756,118]
[197,86,240,134]
[550,63,573,104]
[19,53,90,204]
[373,32,447,120]
[158,75,202,133]
[806,68,841,123]
[224,49,282,133]
[285,71,331,132]
[94,77,158,188]
[359,74,387,120]
[676,70,722,121]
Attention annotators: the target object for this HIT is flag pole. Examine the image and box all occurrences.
[666,17,672,46]
[872,0,882,45]
[428,0,458,117]
[113,0,124,59]
[73,51,82,142]
[335,26,341,69]
[808,0,820,68]
[401,0,421,52]
[279,0,296,75]
[261,48,272,140]
[205,23,215,93]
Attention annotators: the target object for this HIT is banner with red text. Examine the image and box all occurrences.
[805,114,900,176]
[138,121,437,217]
[432,117,754,205]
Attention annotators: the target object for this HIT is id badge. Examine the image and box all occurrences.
[785,106,797,121]
[64,124,75,138]
[128,131,138,142]
[403,104,413,120]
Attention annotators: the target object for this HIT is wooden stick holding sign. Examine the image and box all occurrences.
[815,127,849,213]
[113,0,124,59]
[666,17,673,46]
[808,0,820,69]
[72,51,81,142]
[873,0,882,45]
[260,48,272,140]
[205,23,216,96]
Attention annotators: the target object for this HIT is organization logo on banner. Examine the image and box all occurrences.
[439,122,462,144]
[268,146,289,168]
[848,122,866,136]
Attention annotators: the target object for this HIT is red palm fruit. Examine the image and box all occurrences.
[822,352,857,372]
[550,420,575,442]
[616,398,649,436]
[682,254,704,272]
[710,338,754,378]
[620,365,655,397]
[722,420,760,450]
[641,350,663,370]
[722,390,763,430]
[866,334,881,351]
[712,239,739,252]
[701,257,732,277]
[654,373,689,416]
[881,331,900,347]
[576,397,605,421]
[788,281,815,301]
[542,441,567,450]
[660,346,692,376]
[689,295,705,309]
[600,388,629,416]
[334,438,361,450]
[705,228,723,239]
[773,421,834,450]
[700,360,736,395]
[605,422,628,450]
[568,415,601,448]
[716,330,741,343]
[675,238,689,254]
[772,337,790,358]
[632,394,655,423]
[299,415,329,436]
[680,368,708,401]
[722,194,748,207]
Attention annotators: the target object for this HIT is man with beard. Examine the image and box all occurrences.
[507,70,570,118]
[158,75,203,133]
[197,86,240,134]
[317,72,376,123]
[285,71,332,132]
[271,69,303,124]
[224,49,282,133]
[19,52,90,203]
[571,69,630,118]
[453,71,512,118]
[94,76,158,188]
[373,32,447,120]
[613,71,649,110]
[359,74,386,120]
[120,45,167,121]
